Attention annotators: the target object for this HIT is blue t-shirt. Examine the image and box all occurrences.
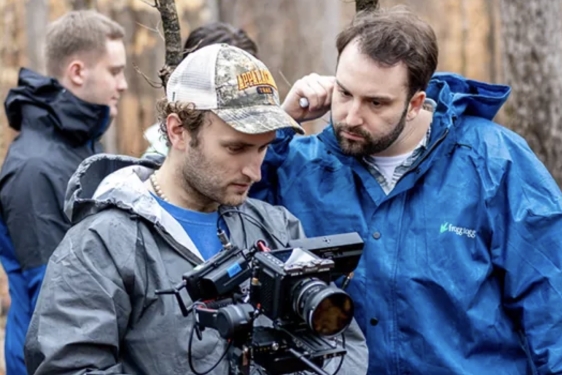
[152,194,225,260]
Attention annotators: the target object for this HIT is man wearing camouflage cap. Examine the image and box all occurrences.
[24,44,368,375]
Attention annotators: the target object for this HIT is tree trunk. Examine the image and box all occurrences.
[501,0,562,185]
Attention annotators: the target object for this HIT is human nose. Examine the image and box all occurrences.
[345,100,364,127]
[242,156,263,183]
[118,74,128,92]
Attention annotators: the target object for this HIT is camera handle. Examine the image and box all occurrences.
[155,280,193,317]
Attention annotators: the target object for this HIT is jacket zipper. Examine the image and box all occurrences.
[154,225,203,266]
[395,127,451,185]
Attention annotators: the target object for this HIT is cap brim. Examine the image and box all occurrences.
[212,105,305,135]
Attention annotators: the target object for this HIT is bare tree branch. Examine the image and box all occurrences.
[139,0,182,90]
[154,0,182,90]
[136,20,164,41]
[277,70,293,90]
[355,0,380,13]
[132,63,163,89]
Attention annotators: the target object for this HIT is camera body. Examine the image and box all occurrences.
[183,245,251,302]
[252,247,356,341]
[252,248,334,321]
[175,233,364,375]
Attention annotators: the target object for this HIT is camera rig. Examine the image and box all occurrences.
[157,232,364,375]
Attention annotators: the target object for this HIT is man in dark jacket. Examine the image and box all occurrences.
[24,44,368,375]
[0,10,127,375]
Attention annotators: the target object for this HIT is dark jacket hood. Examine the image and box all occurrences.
[4,68,111,145]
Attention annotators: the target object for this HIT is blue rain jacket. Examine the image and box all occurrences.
[250,73,562,374]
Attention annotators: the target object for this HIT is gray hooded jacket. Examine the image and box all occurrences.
[24,154,368,375]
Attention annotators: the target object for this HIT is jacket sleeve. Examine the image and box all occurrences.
[488,141,562,374]
[281,207,369,375]
[0,158,71,311]
[24,222,132,375]
[1,158,70,267]
[251,128,298,205]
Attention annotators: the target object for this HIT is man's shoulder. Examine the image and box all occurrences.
[68,207,138,234]
[57,208,140,257]
[0,152,64,190]
[277,127,348,171]
[456,115,531,157]
[288,131,328,152]
[239,198,300,230]
[242,197,291,219]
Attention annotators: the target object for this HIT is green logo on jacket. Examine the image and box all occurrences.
[440,222,477,238]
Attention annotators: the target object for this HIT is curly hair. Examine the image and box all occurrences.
[155,98,208,147]
[155,22,257,148]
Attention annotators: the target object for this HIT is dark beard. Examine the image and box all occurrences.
[179,145,250,208]
[334,106,408,157]
[178,146,223,209]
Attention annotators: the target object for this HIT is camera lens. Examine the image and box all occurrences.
[292,278,354,337]
[215,303,254,339]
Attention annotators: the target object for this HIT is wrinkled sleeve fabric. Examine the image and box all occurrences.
[488,138,562,375]
[281,205,307,241]
[1,158,71,314]
[24,221,132,375]
[1,158,70,269]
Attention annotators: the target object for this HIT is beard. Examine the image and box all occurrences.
[334,106,408,157]
[179,145,251,208]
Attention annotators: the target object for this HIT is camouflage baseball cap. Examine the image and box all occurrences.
[166,44,304,135]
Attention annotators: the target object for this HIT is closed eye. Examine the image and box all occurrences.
[227,146,246,153]
[339,88,352,97]
[110,67,124,76]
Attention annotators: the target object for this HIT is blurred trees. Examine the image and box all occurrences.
[1,0,505,163]
[0,0,210,159]
[3,0,562,185]
[501,0,562,185]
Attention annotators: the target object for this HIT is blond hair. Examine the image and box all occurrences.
[45,10,125,78]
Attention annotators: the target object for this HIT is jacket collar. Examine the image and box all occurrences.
[4,68,111,145]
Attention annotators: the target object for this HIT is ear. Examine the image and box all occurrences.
[406,91,427,121]
[166,113,189,151]
[65,60,88,87]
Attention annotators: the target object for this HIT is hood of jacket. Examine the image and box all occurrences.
[64,153,212,260]
[4,68,111,145]
[64,154,305,263]
[427,72,510,122]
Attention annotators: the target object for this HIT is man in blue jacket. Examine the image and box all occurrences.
[0,10,127,375]
[250,6,562,375]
